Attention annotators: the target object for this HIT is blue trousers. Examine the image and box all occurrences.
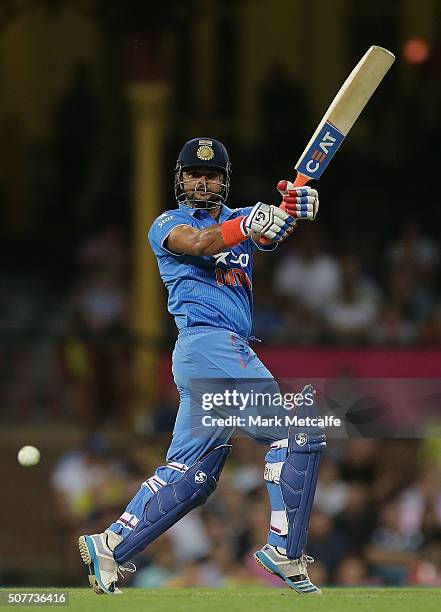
[108,327,288,548]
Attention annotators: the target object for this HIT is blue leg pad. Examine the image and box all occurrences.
[280,404,326,559]
[114,444,231,564]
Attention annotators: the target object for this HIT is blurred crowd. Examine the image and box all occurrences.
[2,214,441,423]
[253,219,441,346]
[51,434,441,588]
[65,211,441,352]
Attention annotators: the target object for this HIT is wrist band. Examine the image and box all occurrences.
[221,216,248,247]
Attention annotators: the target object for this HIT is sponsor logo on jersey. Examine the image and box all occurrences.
[213,252,249,268]
[158,215,173,228]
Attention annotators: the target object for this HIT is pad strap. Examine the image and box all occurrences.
[270,438,288,449]
[264,462,283,484]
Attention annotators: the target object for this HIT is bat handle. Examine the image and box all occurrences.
[259,172,310,244]
[293,172,309,187]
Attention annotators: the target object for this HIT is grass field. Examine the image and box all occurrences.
[1,587,441,611]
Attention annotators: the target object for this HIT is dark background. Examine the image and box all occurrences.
[0,0,440,590]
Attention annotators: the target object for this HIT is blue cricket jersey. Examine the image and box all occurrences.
[148,202,276,339]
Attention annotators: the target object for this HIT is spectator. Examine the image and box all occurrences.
[167,512,212,564]
[339,439,379,483]
[274,297,323,345]
[335,556,372,586]
[66,269,130,425]
[386,221,439,277]
[324,253,378,344]
[385,221,439,323]
[371,304,417,345]
[335,482,377,552]
[408,541,441,587]
[366,502,422,585]
[398,465,441,538]
[314,459,349,517]
[50,434,128,582]
[132,536,177,588]
[274,225,341,314]
[51,434,126,526]
[76,227,128,278]
[305,510,351,577]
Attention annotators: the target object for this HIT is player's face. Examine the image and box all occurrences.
[182,168,224,204]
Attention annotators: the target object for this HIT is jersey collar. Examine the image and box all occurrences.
[178,202,236,221]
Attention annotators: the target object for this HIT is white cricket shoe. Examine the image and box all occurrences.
[78,531,135,595]
[253,544,321,594]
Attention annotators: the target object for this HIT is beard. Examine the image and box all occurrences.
[185,186,222,209]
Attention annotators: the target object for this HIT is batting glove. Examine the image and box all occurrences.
[277,180,319,220]
[244,202,296,242]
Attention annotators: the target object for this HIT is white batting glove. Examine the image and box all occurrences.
[243,202,295,242]
[244,202,296,242]
[277,180,319,220]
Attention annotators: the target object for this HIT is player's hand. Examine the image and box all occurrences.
[244,202,296,242]
[277,180,319,220]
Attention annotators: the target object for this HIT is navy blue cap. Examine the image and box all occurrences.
[177,137,230,174]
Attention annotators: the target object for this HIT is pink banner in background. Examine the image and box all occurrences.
[157,347,441,437]
[255,347,441,378]
[159,347,441,389]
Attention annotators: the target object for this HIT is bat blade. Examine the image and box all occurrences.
[295,45,395,182]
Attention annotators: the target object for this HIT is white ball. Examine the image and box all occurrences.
[17,445,41,467]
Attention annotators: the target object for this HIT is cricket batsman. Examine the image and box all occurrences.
[79,137,326,595]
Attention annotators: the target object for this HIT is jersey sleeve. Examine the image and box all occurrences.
[240,206,278,252]
[148,211,194,256]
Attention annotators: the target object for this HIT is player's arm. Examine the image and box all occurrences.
[166,224,229,256]
[166,202,296,256]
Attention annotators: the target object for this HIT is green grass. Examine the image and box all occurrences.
[1,587,441,611]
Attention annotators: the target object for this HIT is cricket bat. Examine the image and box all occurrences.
[262,45,395,242]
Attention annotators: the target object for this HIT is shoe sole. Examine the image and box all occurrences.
[78,536,107,595]
[253,551,321,595]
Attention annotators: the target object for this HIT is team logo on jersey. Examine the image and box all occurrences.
[295,433,308,446]
[197,145,215,161]
[195,470,207,484]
